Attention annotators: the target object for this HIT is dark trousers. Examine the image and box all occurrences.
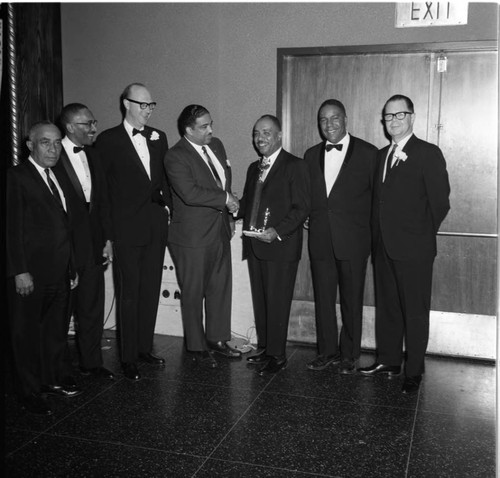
[168,240,232,352]
[8,274,71,397]
[113,239,166,363]
[311,255,367,360]
[70,252,105,369]
[247,251,298,358]
[374,238,434,377]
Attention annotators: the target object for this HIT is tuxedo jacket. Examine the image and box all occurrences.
[6,160,77,284]
[305,135,377,261]
[240,149,310,262]
[372,134,450,261]
[165,136,232,248]
[55,145,112,268]
[94,124,170,247]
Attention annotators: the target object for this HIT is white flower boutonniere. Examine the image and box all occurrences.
[226,159,231,167]
[150,131,160,141]
[394,149,407,167]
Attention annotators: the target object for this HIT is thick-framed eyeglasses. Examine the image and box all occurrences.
[74,120,98,128]
[126,98,157,110]
[383,111,413,122]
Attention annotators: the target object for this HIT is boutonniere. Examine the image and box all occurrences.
[150,131,160,141]
[394,148,407,167]
[226,159,231,167]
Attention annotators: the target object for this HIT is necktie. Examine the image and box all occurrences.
[73,146,84,153]
[384,143,398,181]
[202,146,223,189]
[133,128,147,137]
[325,143,343,152]
[258,157,271,180]
[44,168,63,207]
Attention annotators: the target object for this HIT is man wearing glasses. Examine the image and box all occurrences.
[358,94,450,395]
[95,83,171,381]
[56,103,114,380]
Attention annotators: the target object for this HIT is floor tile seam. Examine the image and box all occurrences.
[4,429,47,458]
[415,407,496,422]
[192,456,339,478]
[259,389,419,411]
[192,381,273,472]
[404,390,421,477]
[24,431,212,458]
[30,382,123,434]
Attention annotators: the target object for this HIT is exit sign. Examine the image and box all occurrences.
[396,2,468,28]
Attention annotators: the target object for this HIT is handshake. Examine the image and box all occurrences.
[226,192,239,215]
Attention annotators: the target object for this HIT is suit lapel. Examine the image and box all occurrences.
[262,149,286,190]
[119,124,151,180]
[60,146,86,203]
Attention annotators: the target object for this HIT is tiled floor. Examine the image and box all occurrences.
[4,333,496,477]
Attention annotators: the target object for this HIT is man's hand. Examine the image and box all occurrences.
[226,193,239,215]
[102,240,113,266]
[15,272,34,296]
[256,227,278,243]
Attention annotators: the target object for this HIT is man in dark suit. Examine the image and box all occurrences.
[305,99,377,374]
[240,115,310,375]
[164,105,240,369]
[358,94,450,394]
[7,121,83,415]
[94,83,171,381]
[56,103,114,379]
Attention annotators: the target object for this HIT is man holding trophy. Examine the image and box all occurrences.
[240,115,310,375]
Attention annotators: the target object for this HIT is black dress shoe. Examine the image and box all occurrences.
[208,341,241,358]
[339,358,356,375]
[247,353,270,364]
[139,352,165,365]
[257,357,287,376]
[122,362,141,381]
[41,384,83,398]
[306,354,341,371]
[192,350,218,368]
[80,366,115,379]
[357,362,401,376]
[21,393,52,415]
[402,375,422,394]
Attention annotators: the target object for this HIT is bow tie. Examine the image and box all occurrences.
[133,128,148,137]
[259,158,271,171]
[73,146,84,154]
[325,143,343,152]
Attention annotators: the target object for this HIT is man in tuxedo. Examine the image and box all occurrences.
[305,99,377,374]
[240,115,310,375]
[164,104,240,369]
[95,83,171,381]
[56,103,114,379]
[358,94,450,394]
[7,121,83,415]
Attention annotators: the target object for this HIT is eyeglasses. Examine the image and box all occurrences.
[74,120,98,128]
[126,98,157,110]
[383,111,412,122]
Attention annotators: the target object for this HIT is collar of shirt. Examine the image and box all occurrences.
[62,136,82,157]
[262,146,282,169]
[123,119,146,139]
[390,132,412,152]
[185,137,227,188]
[28,156,67,210]
[326,132,350,154]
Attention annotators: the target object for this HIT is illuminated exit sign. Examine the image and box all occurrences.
[396,2,469,27]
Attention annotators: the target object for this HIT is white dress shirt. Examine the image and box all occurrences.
[324,133,350,195]
[62,136,92,202]
[29,156,67,211]
[124,120,151,179]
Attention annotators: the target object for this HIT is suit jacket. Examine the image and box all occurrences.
[6,160,77,284]
[94,124,170,246]
[55,145,112,268]
[240,149,310,262]
[372,134,450,261]
[305,135,377,261]
[165,136,232,248]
